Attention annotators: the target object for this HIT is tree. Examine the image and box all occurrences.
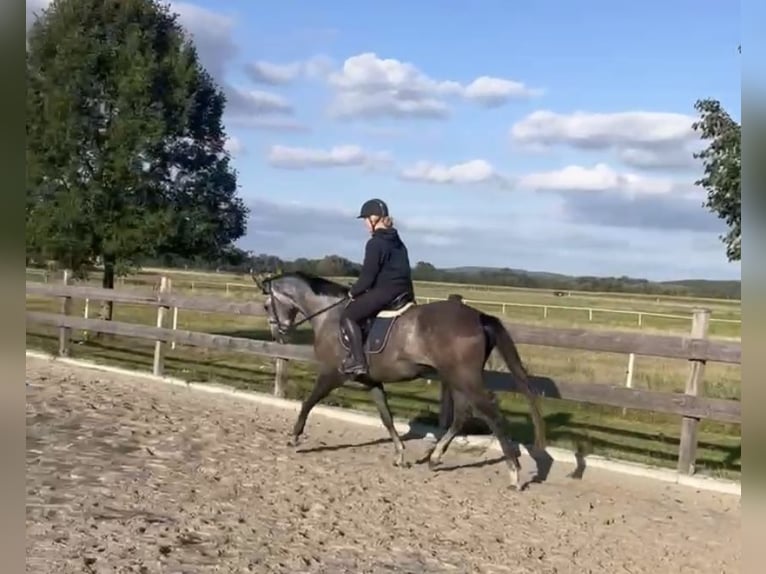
[26,0,248,318]
[692,97,741,262]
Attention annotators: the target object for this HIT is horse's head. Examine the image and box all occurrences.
[250,269,351,340]
[250,269,299,340]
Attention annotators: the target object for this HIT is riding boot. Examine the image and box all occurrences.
[340,317,368,376]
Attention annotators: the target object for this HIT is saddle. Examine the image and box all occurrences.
[339,291,416,354]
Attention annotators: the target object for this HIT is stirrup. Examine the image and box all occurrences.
[341,354,367,375]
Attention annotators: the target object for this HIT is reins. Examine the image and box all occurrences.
[255,271,350,334]
[290,296,348,329]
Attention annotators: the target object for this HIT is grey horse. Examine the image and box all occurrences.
[253,270,547,490]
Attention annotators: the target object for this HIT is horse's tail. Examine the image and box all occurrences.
[480,313,546,450]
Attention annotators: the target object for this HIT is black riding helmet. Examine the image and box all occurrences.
[357,198,389,219]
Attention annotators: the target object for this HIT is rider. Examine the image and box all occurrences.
[340,198,415,376]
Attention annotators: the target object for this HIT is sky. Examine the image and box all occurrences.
[26,0,742,281]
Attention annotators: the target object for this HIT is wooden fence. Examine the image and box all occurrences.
[25,275,742,478]
[26,269,742,329]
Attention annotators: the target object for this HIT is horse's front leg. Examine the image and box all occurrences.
[290,369,343,446]
[368,383,408,467]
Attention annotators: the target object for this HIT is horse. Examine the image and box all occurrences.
[251,270,547,490]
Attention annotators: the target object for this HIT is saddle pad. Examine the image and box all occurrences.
[338,315,401,355]
[365,316,398,354]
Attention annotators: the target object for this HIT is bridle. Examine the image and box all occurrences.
[263,292,291,337]
[254,271,349,337]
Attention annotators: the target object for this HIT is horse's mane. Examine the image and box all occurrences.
[283,271,350,298]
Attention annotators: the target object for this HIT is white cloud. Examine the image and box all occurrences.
[327,52,540,120]
[245,55,334,85]
[463,76,544,106]
[266,144,392,170]
[225,89,293,115]
[399,159,510,187]
[514,164,723,234]
[245,61,303,85]
[517,163,687,197]
[331,90,450,120]
[511,110,696,148]
[510,110,701,170]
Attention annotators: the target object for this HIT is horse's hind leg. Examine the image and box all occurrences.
[465,382,523,490]
[290,369,344,446]
[422,390,471,469]
[368,383,408,467]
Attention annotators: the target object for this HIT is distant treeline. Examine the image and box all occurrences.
[136,250,741,300]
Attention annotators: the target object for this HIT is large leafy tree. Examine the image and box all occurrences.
[26,0,248,318]
[691,49,741,262]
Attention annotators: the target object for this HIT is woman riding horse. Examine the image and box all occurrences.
[340,198,415,376]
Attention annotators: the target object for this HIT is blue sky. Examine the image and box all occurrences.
[27,0,742,281]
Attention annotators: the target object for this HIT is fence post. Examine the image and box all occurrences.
[622,353,636,416]
[58,270,72,356]
[274,356,287,398]
[82,297,90,341]
[625,353,635,389]
[677,308,710,475]
[152,276,170,377]
[171,306,179,350]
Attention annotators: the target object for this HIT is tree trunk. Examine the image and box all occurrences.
[99,257,115,321]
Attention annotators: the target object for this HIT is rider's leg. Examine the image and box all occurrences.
[339,295,375,375]
[340,287,404,375]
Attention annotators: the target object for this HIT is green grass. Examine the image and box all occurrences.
[26,274,741,480]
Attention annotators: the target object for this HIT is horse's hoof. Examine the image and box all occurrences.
[427,458,440,471]
[287,436,300,447]
[393,457,411,469]
[414,451,433,466]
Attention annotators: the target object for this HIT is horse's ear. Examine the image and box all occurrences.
[249,268,270,293]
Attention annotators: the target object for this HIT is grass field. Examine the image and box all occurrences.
[25,266,741,479]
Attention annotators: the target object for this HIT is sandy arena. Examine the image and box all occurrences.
[26,356,740,573]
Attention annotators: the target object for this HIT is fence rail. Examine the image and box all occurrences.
[25,277,741,478]
[420,297,741,327]
[24,282,741,363]
[25,269,742,328]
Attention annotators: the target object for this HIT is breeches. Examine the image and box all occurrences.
[341,287,403,323]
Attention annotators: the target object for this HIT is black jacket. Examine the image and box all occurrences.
[349,228,414,298]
